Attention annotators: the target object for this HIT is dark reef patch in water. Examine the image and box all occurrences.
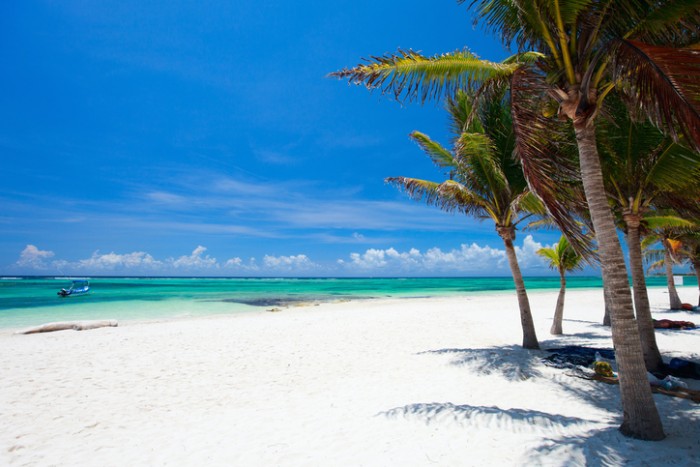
[214,297,322,307]
[211,295,375,307]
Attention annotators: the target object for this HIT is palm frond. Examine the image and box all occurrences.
[437,179,491,217]
[385,177,443,208]
[409,131,456,172]
[476,90,518,165]
[611,40,700,152]
[463,0,525,49]
[329,49,518,103]
[456,133,500,172]
[557,0,596,25]
[509,66,591,253]
[517,191,548,217]
[643,215,696,230]
[653,192,700,220]
[629,0,700,46]
[675,228,700,264]
[524,217,560,231]
[641,234,662,250]
[536,235,585,272]
[392,91,537,228]
[446,90,484,142]
[502,51,547,65]
[597,93,700,219]
[644,141,700,190]
[537,247,560,266]
[558,236,586,272]
[464,0,562,55]
[385,177,486,217]
[456,133,509,208]
[645,258,665,274]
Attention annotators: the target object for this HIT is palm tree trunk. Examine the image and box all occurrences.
[574,123,664,440]
[499,227,540,349]
[664,243,682,309]
[603,281,611,326]
[694,260,700,307]
[550,271,566,335]
[624,219,663,371]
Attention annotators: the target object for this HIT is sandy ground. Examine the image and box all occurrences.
[1,286,699,466]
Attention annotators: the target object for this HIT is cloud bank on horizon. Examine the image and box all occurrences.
[11,236,563,277]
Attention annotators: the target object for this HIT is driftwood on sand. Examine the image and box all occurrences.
[17,320,118,335]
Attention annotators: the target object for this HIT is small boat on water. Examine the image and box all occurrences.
[57,279,90,297]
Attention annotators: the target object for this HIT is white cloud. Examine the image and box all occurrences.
[423,243,506,270]
[223,257,261,272]
[77,251,162,270]
[17,245,55,269]
[11,236,554,276]
[169,246,218,269]
[346,247,422,269]
[224,257,243,267]
[262,254,318,271]
[515,235,548,266]
[341,236,550,274]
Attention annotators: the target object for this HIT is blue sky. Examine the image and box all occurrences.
[1,0,575,277]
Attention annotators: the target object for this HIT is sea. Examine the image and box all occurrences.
[0,276,694,330]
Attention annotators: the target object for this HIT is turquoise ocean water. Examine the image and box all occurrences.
[0,276,695,330]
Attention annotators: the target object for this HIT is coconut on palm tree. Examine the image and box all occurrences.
[388,91,542,349]
[331,0,700,440]
[536,236,583,335]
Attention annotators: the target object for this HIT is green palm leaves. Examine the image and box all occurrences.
[387,91,542,350]
[330,49,540,103]
[387,91,543,349]
[537,236,583,275]
[537,236,584,335]
[598,95,700,221]
[611,40,700,150]
[386,91,526,227]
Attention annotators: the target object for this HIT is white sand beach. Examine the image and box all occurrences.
[1,287,699,466]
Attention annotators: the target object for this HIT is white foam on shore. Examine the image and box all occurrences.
[1,287,699,466]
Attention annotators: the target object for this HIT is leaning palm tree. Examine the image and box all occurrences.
[536,236,583,335]
[331,0,700,440]
[388,91,542,349]
[598,95,700,371]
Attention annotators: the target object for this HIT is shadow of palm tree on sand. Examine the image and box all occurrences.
[417,345,544,381]
[405,343,700,465]
[378,402,591,434]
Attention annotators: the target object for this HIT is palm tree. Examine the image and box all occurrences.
[598,96,700,371]
[536,236,583,335]
[664,238,684,309]
[677,229,700,306]
[332,1,700,440]
[388,91,542,349]
[645,229,688,309]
